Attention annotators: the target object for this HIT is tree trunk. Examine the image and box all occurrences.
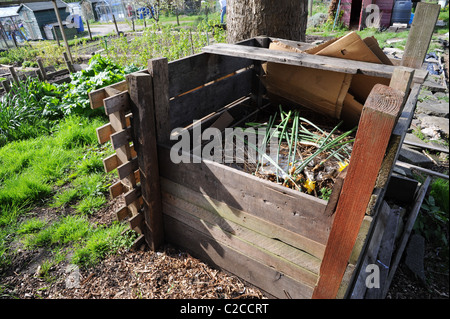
[226,0,308,43]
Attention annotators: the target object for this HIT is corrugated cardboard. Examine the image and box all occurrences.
[263,32,392,125]
[264,40,352,119]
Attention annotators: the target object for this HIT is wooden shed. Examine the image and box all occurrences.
[17,0,70,40]
[339,0,395,29]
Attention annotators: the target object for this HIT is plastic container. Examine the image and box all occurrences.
[391,0,413,25]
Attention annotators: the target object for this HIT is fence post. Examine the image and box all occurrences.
[312,84,404,299]
[127,73,164,251]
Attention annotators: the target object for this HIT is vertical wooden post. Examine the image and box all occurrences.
[401,2,440,69]
[52,0,73,63]
[148,58,171,145]
[8,66,19,85]
[127,73,164,251]
[37,57,47,81]
[63,52,74,73]
[112,14,120,36]
[312,84,404,299]
[52,26,61,46]
[85,18,93,41]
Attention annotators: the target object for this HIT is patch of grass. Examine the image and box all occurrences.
[17,218,47,235]
[51,188,79,208]
[74,195,107,215]
[23,215,92,249]
[72,223,136,268]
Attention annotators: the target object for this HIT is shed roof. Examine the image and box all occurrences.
[19,0,67,12]
[0,5,19,18]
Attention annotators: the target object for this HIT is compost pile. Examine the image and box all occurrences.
[231,105,355,199]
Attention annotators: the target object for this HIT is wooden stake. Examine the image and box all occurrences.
[127,73,164,251]
[401,2,440,69]
[37,57,47,81]
[9,66,19,85]
[312,84,404,299]
[113,14,120,36]
[85,18,93,41]
[52,0,73,63]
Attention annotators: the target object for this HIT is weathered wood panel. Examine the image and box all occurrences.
[164,214,314,299]
[168,52,253,98]
[169,69,253,129]
[158,145,331,259]
[203,43,397,78]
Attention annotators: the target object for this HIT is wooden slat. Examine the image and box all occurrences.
[158,145,331,251]
[161,177,325,264]
[203,43,397,78]
[382,177,431,297]
[168,52,253,98]
[110,127,132,150]
[117,157,139,180]
[169,69,253,129]
[109,180,125,198]
[89,70,149,110]
[164,214,314,299]
[104,91,131,115]
[401,2,441,69]
[162,199,319,288]
[128,211,144,230]
[115,205,130,221]
[124,186,141,207]
[349,201,391,299]
[96,113,133,144]
[312,84,404,299]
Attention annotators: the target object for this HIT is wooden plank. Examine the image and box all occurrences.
[96,114,132,144]
[117,157,139,180]
[349,201,391,299]
[401,2,441,69]
[203,43,397,78]
[162,200,319,288]
[115,205,130,221]
[169,69,253,129]
[161,177,325,264]
[109,180,124,198]
[103,91,131,115]
[365,68,416,216]
[365,207,401,299]
[103,145,137,173]
[148,58,171,145]
[164,214,314,299]
[110,127,131,150]
[36,58,47,81]
[312,84,404,299]
[124,186,141,207]
[128,210,144,230]
[158,145,331,251]
[127,73,164,251]
[88,79,130,110]
[168,52,253,98]
[382,177,431,297]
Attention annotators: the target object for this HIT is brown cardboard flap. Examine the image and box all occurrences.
[265,41,351,118]
[313,32,382,64]
[341,93,364,128]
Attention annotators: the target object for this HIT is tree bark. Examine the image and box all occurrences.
[226,0,308,43]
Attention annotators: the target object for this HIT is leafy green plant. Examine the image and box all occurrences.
[60,54,140,116]
[415,178,449,247]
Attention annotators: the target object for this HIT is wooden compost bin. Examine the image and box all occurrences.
[89,36,429,299]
